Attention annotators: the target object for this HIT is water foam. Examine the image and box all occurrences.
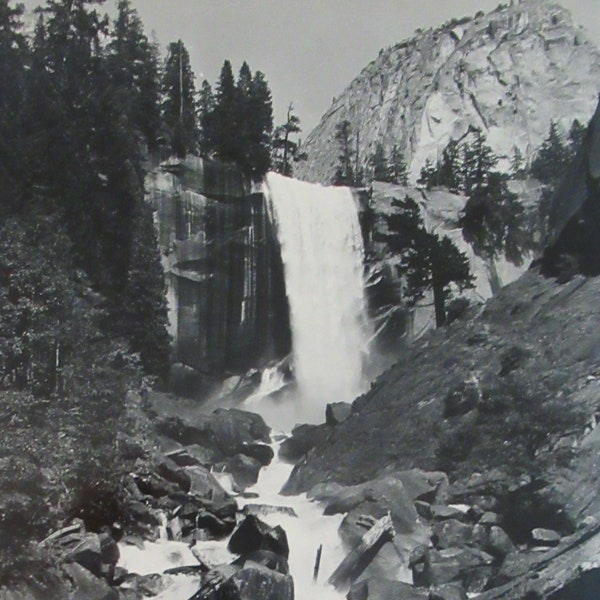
[262,172,372,426]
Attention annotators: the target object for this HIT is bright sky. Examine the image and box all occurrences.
[20,0,600,135]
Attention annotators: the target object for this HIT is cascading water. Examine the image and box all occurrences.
[260,172,372,427]
[117,173,377,598]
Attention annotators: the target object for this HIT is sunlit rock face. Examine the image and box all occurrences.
[296,0,600,184]
[147,157,291,379]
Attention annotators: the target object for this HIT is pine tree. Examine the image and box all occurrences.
[244,69,273,178]
[437,140,461,190]
[460,171,527,264]
[510,145,525,178]
[568,118,586,158]
[418,159,437,189]
[198,79,216,156]
[0,0,27,211]
[384,195,474,327]
[272,103,301,176]
[370,142,390,182]
[161,39,198,157]
[389,144,408,185]
[109,0,161,149]
[211,59,238,164]
[334,119,355,186]
[460,131,497,194]
[530,120,569,185]
[120,200,170,379]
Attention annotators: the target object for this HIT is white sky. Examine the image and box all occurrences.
[20,1,600,135]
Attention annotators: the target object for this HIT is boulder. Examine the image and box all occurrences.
[429,505,468,522]
[61,563,118,600]
[532,527,562,547]
[228,515,289,559]
[185,466,232,503]
[394,469,449,504]
[348,578,428,600]
[155,457,192,492]
[166,444,218,467]
[67,533,102,577]
[326,402,352,425]
[310,476,418,533]
[478,512,502,525]
[428,582,468,600]
[233,550,289,575]
[215,454,262,491]
[127,501,161,527]
[98,532,120,567]
[462,565,496,594]
[432,520,474,549]
[155,409,270,461]
[413,547,495,587]
[210,408,271,452]
[243,504,298,519]
[204,562,294,600]
[486,526,516,558]
[132,472,179,498]
[278,423,330,463]
[340,506,427,586]
[241,443,274,466]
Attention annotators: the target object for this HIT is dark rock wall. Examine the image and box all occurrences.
[149,157,290,379]
[543,98,600,277]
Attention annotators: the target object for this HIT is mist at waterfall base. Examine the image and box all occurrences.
[245,173,373,430]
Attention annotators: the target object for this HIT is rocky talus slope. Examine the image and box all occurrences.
[280,267,600,597]
[296,0,600,184]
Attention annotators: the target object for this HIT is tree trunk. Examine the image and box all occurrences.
[432,280,446,327]
[328,513,395,592]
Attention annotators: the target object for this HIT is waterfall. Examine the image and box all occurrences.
[263,172,372,426]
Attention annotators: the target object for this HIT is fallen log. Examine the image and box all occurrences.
[38,522,84,547]
[328,513,395,592]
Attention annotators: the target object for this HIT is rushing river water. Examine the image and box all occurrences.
[118,440,347,600]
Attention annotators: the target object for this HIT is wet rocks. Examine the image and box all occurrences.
[428,582,468,600]
[154,407,271,464]
[214,454,262,491]
[309,475,418,533]
[278,423,331,462]
[531,527,562,547]
[326,401,352,425]
[190,514,293,600]
[348,578,428,599]
[192,562,294,600]
[228,515,289,559]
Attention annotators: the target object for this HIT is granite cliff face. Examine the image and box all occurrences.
[146,157,291,384]
[296,0,600,184]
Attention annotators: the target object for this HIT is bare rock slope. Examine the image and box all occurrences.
[296,0,600,184]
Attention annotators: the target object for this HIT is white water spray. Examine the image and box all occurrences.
[263,172,372,425]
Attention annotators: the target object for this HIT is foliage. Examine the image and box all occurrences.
[384,196,475,326]
[272,103,302,176]
[0,211,147,583]
[199,59,274,179]
[369,142,408,185]
[109,0,161,149]
[333,119,364,186]
[530,120,570,186]
[415,131,528,263]
[390,144,408,185]
[460,172,529,263]
[119,200,171,378]
[161,39,198,157]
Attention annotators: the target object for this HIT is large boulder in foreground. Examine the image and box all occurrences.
[228,515,289,559]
